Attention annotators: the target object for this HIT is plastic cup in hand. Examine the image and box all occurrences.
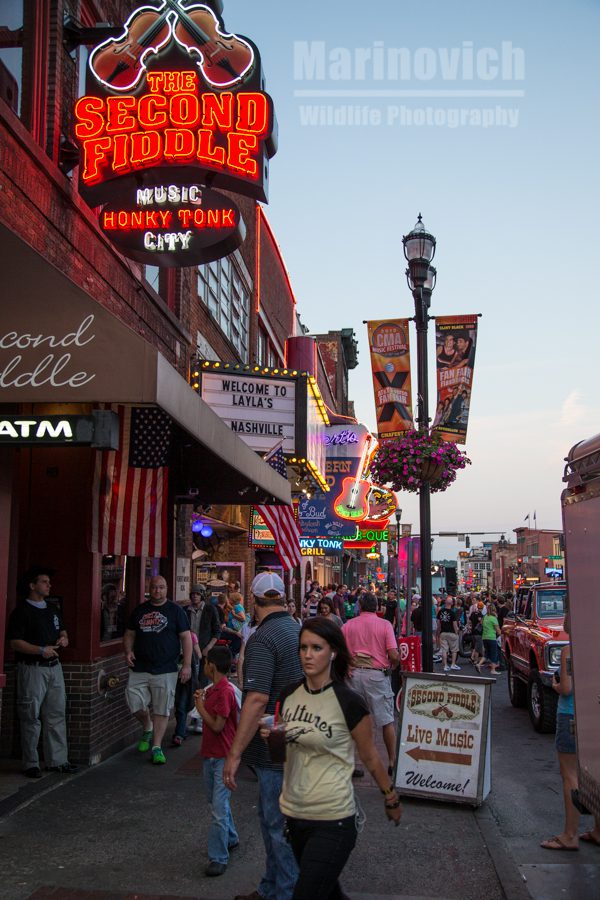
[266,724,287,763]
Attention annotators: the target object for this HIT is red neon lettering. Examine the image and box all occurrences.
[138,95,168,129]
[170,93,201,128]
[201,92,234,130]
[227,133,258,177]
[197,130,226,168]
[106,96,137,133]
[236,93,270,136]
[177,209,235,229]
[147,71,197,94]
[130,131,163,169]
[74,96,105,139]
[103,211,116,229]
[82,137,112,183]
[112,134,129,172]
[164,129,196,161]
[178,209,196,227]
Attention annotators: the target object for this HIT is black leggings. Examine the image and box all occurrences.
[287,814,357,900]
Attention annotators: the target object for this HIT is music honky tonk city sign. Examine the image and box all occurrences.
[74,0,277,266]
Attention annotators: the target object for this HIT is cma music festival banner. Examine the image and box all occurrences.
[367,319,413,439]
[432,316,478,445]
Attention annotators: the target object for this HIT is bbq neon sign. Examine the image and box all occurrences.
[74,0,276,266]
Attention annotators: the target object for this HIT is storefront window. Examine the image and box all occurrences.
[0,0,23,117]
[100,556,127,643]
[198,256,250,362]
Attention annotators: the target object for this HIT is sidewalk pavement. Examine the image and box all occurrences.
[0,724,509,900]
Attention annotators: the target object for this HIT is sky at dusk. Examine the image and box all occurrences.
[219,0,600,559]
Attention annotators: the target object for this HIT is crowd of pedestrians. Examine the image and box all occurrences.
[7,566,520,898]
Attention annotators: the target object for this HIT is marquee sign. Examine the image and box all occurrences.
[199,363,328,490]
[74,0,277,266]
[201,371,296,453]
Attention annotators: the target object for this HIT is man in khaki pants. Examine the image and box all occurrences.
[7,567,77,778]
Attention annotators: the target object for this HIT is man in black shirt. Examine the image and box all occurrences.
[123,575,192,765]
[7,567,76,778]
[437,596,460,671]
[224,571,302,900]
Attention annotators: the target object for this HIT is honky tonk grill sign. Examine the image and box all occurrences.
[74,0,277,266]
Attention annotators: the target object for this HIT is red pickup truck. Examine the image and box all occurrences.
[501,581,567,732]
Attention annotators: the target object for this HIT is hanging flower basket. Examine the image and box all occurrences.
[369,430,471,494]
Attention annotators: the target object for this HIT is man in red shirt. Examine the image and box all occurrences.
[342,592,399,775]
[193,645,239,877]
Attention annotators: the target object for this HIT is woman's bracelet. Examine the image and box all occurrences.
[385,798,401,809]
[381,784,396,796]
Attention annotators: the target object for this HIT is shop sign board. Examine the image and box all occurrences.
[0,411,119,449]
[298,425,372,539]
[249,506,276,548]
[175,556,191,602]
[395,672,492,807]
[300,537,344,557]
[201,371,296,453]
[99,184,245,266]
[74,0,277,266]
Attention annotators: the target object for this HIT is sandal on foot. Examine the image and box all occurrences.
[580,831,600,846]
[540,836,578,851]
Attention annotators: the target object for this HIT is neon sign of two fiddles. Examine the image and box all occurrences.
[89,0,255,92]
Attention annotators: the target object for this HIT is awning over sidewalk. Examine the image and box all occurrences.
[0,225,290,505]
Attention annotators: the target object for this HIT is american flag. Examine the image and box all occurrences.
[257,445,301,571]
[91,406,171,558]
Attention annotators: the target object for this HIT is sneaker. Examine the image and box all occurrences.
[443,665,450,672]
[433,654,442,662]
[151,746,166,765]
[137,731,153,753]
[450,664,461,670]
[205,860,227,876]
[228,841,240,851]
[171,735,184,747]
[47,762,78,774]
[23,766,42,779]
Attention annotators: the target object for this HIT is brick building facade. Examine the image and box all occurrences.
[0,0,302,765]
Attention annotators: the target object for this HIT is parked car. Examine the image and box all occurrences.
[501,581,567,732]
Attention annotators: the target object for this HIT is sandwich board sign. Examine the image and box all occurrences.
[394,671,493,807]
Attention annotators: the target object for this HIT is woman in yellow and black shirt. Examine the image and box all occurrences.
[270,616,402,900]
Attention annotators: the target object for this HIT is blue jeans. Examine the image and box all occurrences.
[256,766,299,900]
[174,680,192,739]
[203,758,239,865]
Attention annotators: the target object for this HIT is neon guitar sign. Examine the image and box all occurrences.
[89,0,255,92]
[334,434,373,521]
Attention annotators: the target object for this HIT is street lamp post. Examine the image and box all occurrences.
[394,507,402,590]
[403,215,437,673]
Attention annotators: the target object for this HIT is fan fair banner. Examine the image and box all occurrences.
[366,319,413,439]
[432,315,478,445]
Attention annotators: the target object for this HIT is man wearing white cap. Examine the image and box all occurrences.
[224,571,302,900]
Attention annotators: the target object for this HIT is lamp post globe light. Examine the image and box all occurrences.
[402,214,437,672]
